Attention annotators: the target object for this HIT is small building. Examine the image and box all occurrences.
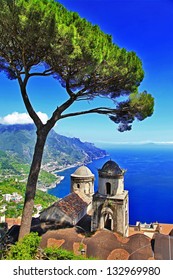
[2,194,11,202]
[11,192,23,203]
[40,165,94,227]
[91,160,129,237]
[40,192,89,226]
[3,192,23,203]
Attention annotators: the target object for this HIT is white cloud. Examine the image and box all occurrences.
[0,112,48,125]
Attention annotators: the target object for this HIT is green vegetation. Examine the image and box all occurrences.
[0,151,20,176]
[38,170,59,186]
[0,179,57,218]
[4,232,94,260]
[5,201,23,218]
[0,147,58,186]
[43,247,94,260]
[0,154,58,187]
[0,179,25,195]
[34,189,57,209]
[5,232,41,260]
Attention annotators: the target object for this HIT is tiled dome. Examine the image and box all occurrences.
[100,160,123,175]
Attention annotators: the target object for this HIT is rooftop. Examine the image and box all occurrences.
[71,165,94,178]
[99,160,124,176]
[56,193,88,220]
[40,192,88,222]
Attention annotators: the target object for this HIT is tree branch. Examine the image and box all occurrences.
[60,107,116,119]
[66,77,75,98]
[45,95,78,131]
[28,68,54,77]
[17,76,43,129]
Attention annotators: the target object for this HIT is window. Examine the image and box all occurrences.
[106,182,111,195]
[125,210,128,225]
[77,183,80,189]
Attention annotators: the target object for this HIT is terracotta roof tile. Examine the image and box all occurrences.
[54,193,88,220]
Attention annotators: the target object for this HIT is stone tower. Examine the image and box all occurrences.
[91,160,129,237]
[71,165,95,199]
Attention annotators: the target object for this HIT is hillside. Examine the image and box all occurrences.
[0,124,107,181]
[0,179,57,218]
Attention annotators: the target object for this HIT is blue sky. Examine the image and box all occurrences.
[0,0,173,144]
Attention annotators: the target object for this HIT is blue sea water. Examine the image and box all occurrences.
[48,144,173,225]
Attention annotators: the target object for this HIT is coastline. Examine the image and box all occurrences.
[54,154,108,173]
[37,175,64,192]
[35,147,173,225]
[42,154,108,192]
[54,163,81,173]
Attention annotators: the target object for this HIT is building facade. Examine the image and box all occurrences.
[40,166,94,225]
[91,160,129,237]
[40,160,129,236]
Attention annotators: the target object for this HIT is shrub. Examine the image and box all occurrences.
[5,232,41,260]
[4,232,95,260]
[43,247,85,260]
[43,247,96,260]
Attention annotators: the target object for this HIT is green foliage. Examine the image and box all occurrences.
[0,0,153,128]
[5,202,23,218]
[34,189,57,208]
[0,0,57,78]
[129,91,154,119]
[44,247,79,260]
[110,91,154,132]
[0,179,25,196]
[0,124,36,164]
[43,247,94,260]
[0,179,57,218]
[5,232,41,260]
[4,232,95,260]
[50,11,145,100]
[38,170,57,186]
[0,150,21,175]
[0,0,154,148]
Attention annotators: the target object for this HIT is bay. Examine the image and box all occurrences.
[48,144,173,225]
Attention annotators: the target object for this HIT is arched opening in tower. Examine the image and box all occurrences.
[104,213,113,231]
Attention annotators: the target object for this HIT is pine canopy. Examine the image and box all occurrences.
[0,0,154,131]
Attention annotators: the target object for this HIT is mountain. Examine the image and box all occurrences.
[0,124,35,164]
[0,124,107,171]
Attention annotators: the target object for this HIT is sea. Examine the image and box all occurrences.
[48,144,173,226]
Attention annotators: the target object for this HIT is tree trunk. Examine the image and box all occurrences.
[18,130,48,240]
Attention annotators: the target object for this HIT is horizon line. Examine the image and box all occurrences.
[94,141,173,145]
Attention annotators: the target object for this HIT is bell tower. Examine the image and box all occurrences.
[91,160,129,237]
[71,165,94,198]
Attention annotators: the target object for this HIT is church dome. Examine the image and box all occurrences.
[71,165,94,177]
[99,160,123,176]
